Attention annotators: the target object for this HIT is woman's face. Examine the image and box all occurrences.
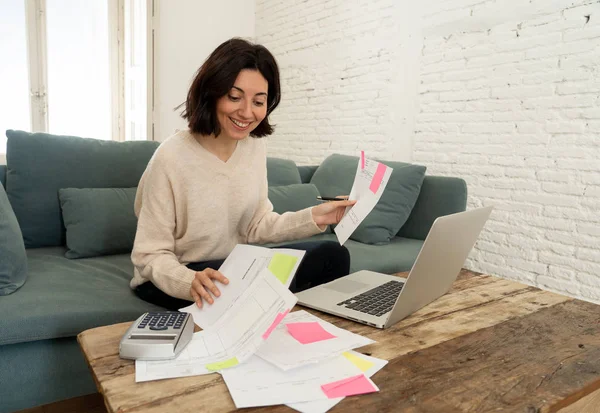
[215,69,268,140]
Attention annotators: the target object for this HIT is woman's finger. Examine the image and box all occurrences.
[200,272,221,297]
[206,268,230,285]
[190,288,202,308]
[195,283,213,305]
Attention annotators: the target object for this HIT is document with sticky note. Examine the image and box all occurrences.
[136,268,297,382]
[221,354,364,408]
[334,153,393,245]
[257,310,374,371]
[180,244,304,329]
[287,351,387,413]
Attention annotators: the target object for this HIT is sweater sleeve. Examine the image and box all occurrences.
[131,157,197,301]
[246,163,325,245]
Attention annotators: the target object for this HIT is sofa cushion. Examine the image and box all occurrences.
[266,157,302,186]
[0,164,6,188]
[310,154,427,245]
[0,182,27,295]
[268,233,424,274]
[5,130,159,248]
[268,184,320,214]
[0,247,163,346]
[398,176,468,240]
[59,187,138,259]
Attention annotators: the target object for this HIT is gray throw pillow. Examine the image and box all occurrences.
[0,182,27,295]
[5,130,159,248]
[268,184,321,214]
[266,157,302,186]
[310,154,427,245]
[59,188,138,259]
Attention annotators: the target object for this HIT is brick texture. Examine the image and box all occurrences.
[415,0,600,302]
[255,0,421,164]
[256,0,600,303]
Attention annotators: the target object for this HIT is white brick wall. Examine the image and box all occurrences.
[414,0,600,302]
[255,0,600,304]
[255,0,422,164]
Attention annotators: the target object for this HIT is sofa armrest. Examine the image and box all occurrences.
[397,176,467,240]
[298,165,319,184]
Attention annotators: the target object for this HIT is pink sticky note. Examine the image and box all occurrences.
[321,374,378,398]
[360,150,365,169]
[286,321,336,344]
[369,163,387,194]
[262,309,290,340]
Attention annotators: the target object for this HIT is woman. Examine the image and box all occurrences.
[131,38,354,311]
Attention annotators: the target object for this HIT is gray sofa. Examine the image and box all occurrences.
[0,131,466,413]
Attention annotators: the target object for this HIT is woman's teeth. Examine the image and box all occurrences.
[231,118,250,128]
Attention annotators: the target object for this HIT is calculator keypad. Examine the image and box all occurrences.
[137,312,188,330]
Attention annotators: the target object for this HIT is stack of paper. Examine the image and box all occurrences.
[220,311,387,412]
[136,264,298,382]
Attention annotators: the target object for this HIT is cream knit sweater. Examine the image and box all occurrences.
[130,130,323,301]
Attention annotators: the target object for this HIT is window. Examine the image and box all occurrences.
[46,0,112,140]
[0,0,31,153]
[0,0,152,156]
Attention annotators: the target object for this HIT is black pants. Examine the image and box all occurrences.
[134,241,350,310]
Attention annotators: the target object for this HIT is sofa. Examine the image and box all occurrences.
[0,131,466,413]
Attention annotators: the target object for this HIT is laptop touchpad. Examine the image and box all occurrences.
[324,279,369,294]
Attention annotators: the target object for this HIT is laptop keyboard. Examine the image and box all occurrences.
[336,280,404,317]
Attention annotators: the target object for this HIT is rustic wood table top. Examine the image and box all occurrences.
[78,269,600,413]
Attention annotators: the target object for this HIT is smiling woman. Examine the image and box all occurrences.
[130,38,356,311]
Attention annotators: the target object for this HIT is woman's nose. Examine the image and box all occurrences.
[238,101,253,119]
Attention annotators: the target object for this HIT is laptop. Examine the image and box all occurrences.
[295,206,493,329]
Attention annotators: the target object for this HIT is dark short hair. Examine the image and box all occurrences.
[179,38,281,138]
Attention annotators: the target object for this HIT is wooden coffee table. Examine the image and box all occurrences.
[78,270,600,413]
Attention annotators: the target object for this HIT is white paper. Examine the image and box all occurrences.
[221,354,368,408]
[287,351,388,413]
[334,157,393,245]
[256,310,375,371]
[180,244,305,328]
[136,268,297,382]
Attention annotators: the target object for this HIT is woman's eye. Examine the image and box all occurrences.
[254,101,265,107]
[228,95,241,102]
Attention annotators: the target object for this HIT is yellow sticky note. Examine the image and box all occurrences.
[268,253,298,285]
[205,357,239,371]
[343,352,374,372]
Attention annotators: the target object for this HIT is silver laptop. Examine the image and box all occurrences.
[296,206,493,329]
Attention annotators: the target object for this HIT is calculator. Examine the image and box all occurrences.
[119,311,194,360]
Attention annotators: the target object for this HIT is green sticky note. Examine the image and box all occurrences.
[268,253,299,285]
[205,357,239,371]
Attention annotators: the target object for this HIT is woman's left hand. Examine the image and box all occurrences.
[311,196,356,227]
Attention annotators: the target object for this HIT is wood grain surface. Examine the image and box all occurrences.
[77,270,600,413]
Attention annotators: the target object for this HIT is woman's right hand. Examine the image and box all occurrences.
[190,268,229,308]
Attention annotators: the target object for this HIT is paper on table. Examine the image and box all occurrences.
[257,310,374,371]
[180,244,305,328]
[334,156,393,245]
[220,354,364,408]
[287,351,388,413]
[286,322,337,344]
[321,374,378,398]
[135,268,296,382]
